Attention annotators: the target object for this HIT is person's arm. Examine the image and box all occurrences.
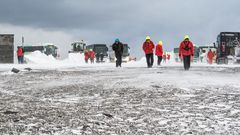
[155,46,158,55]
[179,43,182,57]
[112,44,115,51]
[151,41,155,50]
[121,43,124,53]
[191,42,194,56]
[142,42,146,51]
[160,46,163,56]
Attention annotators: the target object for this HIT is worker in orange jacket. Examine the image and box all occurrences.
[207,49,214,64]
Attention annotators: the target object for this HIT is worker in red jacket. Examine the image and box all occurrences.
[155,40,163,66]
[163,52,167,63]
[179,35,194,70]
[142,36,155,68]
[88,49,95,64]
[167,53,171,61]
[84,50,89,63]
[17,46,24,64]
[207,49,214,64]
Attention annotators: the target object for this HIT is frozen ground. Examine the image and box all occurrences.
[0,52,240,134]
[0,63,240,135]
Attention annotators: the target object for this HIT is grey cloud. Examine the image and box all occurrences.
[1,0,240,58]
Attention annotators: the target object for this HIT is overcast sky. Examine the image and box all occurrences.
[0,0,240,58]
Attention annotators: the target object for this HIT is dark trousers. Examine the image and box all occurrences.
[115,53,122,67]
[96,56,99,62]
[100,54,104,62]
[18,56,24,64]
[183,55,191,70]
[157,56,162,65]
[90,59,94,64]
[146,53,154,68]
[85,58,89,63]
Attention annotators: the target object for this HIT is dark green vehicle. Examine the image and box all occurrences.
[19,44,58,58]
[216,32,240,64]
[86,44,108,62]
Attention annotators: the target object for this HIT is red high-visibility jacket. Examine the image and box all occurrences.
[84,52,89,60]
[17,48,24,56]
[179,41,194,56]
[167,54,171,60]
[143,41,155,54]
[163,54,167,60]
[155,45,163,56]
[207,51,214,59]
[89,51,95,59]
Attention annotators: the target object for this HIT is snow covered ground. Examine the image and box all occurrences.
[0,53,240,134]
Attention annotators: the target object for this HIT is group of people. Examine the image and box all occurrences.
[143,35,194,70]
[83,38,124,67]
[15,35,198,71]
[84,49,95,63]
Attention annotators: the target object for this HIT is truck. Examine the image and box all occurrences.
[109,44,131,62]
[19,44,58,58]
[216,32,240,64]
[86,44,108,62]
[69,40,86,53]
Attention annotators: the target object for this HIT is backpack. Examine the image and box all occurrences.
[183,42,190,51]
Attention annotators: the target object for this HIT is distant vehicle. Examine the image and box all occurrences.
[69,41,86,53]
[109,44,131,62]
[21,46,44,53]
[44,44,58,58]
[20,44,58,58]
[86,44,108,62]
[216,32,240,64]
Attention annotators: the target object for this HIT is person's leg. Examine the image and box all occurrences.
[157,56,160,65]
[160,56,162,64]
[101,55,104,62]
[21,56,24,64]
[187,56,191,70]
[119,54,122,67]
[209,58,213,64]
[96,56,99,63]
[18,56,20,64]
[146,54,150,67]
[115,55,119,67]
[183,56,187,70]
[150,53,154,67]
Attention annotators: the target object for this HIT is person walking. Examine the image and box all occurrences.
[84,50,89,63]
[179,35,194,70]
[142,36,155,68]
[163,52,167,63]
[17,46,24,64]
[112,38,124,67]
[207,49,214,64]
[167,53,171,62]
[155,40,163,66]
[88,49,95,64]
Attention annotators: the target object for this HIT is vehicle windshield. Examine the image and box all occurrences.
[95,46,107,54]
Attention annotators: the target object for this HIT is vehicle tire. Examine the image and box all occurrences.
[224,57,228,64]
